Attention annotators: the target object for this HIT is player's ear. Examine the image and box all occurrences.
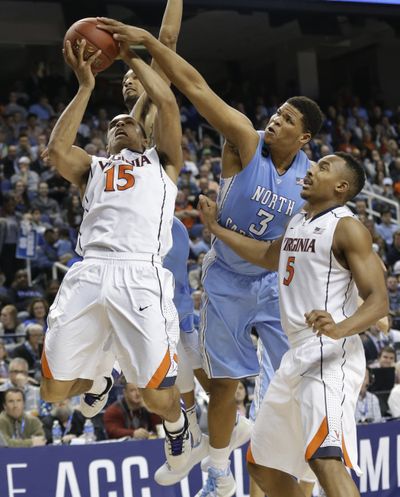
[299,132,311,146]
[336,179,350,195]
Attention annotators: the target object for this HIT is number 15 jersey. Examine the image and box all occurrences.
[76,147,177,257]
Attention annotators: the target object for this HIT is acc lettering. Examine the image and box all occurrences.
[283,237,316,253]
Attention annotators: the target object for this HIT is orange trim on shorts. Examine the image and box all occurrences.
[146,348,171,389]
[41,347,53,379]
[246,444,256,464]
[305,416,328,461]
[173,353,178,363]
[342,436,353,469]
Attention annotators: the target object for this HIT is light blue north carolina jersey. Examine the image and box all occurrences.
[212,131,309,275]
[164,217,194,332]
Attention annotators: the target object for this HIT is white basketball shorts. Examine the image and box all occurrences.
[42,252,179,388]
[247,333,365,481]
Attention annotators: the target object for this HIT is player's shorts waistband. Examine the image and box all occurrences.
[84,250,162,264]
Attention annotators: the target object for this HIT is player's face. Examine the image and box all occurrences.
[264,103,307,149]
[301,155,348,203]
[122,70,145,111]
[107,114,145,154]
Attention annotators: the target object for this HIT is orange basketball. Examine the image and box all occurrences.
[64,17,119,73]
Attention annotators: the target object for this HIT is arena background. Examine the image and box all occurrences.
[0,1,400,496]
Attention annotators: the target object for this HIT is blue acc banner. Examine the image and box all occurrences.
[0,421,399,497]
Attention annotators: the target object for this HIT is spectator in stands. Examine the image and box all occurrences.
[0,340,10,380]
[191,289,202,330]
[13,181,31,216]
[5,92,27,118]
[387,274,400,330]
[190,227,211,258]
[44,279,60,307]
[11,156,39,195]
[23,297,48,330]
[174,190,200,229]
[42,398,86,444]
[235,380,250,418]
[16,134,37,162]
[0,194,22,285]
[362,325,390,363]
[28,95,54,122]
[0,304,25,344]
[355,369,382,424]
[0,358,40,415]
[65,194,83,230]
[0,387,45,447]
[29,207,52,236]
[354,197,368,220]
[31,181,61,225]
[369,345,397,369]
[54,227,74,264]
[0,145,18,180]
[387,230,400,267]
[376,207,398,246]
[8,269,44,312]
[189,252,206,290]
[12,323,43,378]
[104,382,160,440]
[31,228,59,278]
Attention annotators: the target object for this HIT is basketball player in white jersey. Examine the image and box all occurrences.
[199,151,388,497]
[40,37,191,469]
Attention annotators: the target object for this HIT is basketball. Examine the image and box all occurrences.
[64,17,119,73]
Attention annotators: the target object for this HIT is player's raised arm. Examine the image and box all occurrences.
[123,49,182,182]
[47,40,96,187]
[199,195,282,270]
[97,19,259,166]
[306,218,389,339]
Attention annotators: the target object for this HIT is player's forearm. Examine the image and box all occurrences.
[209,220,278,270]
[48,87,92,162]
[158,0,183,50]
[125,55,176,110]
[339,293,389,338]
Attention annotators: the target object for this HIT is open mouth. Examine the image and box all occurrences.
[303,177,312,185]
[266,126,275,135]
[115,130,127,138]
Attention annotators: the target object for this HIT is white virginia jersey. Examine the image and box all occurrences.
[278,205,359,347]
[77,147,177,257]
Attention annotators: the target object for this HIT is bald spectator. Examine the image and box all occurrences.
[104,383,160,440]
[0,388,45,447]
[0,305,25,345]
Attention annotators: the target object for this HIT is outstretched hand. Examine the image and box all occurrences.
[63,39,100,90]
[198,194,218,232]
[97,17,150,60]
[305,310,344,340]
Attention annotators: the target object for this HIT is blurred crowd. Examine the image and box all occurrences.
[0,62,400,447]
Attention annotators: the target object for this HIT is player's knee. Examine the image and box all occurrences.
[210,378,239,399]
[141,387,176,414]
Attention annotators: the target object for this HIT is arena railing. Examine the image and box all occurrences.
[51,261,69,280]
[348,189,400,223]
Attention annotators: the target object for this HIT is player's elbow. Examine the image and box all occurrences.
[47,142,64,169]
[158,26,178,49]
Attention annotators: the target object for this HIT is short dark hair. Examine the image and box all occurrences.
[4,387,25,404]
[286,96,323,138]
[334,151,365,200]
[378,345,396,358]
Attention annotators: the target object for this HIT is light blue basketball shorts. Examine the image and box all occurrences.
[200,259,289,379]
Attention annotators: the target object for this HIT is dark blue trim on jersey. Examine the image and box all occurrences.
[311,446,343,460]
[156,163,167,256]
[159,375,176,388]
[308,205,342,223]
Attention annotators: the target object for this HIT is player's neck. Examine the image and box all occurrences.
[305,200,342,220]
[269,147,298,174]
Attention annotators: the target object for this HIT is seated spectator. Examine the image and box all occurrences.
[0,194,23,286]
[28,95,54,121]
[355,369,382,424]
[54,228,74,264]
[190,227,211,257]
[103,382,160,440]
[23,297,48,330]
[0,358,40,415]
[44,279,60,307]
[376,208,398,247]
[8,270,44,312]
[0,304,25,345]
[11,156,40,195]
[31,228,59,278]
[387,230,400,268]
[64,194,83,230]
[362,325,390,363]
[388,384,400,417]
[30,207,52,236]
[174,191,200,230]
[12,180,31,216]
[369,345,397,369]
[0,340,10,380]
[191,290,202,330]
[12,324,43,378]
[189,252,206,291]
[235,380,250,418]
[41,398,86,444]
[387,274,400,330]
[0,387,45,447]
[30,182,61,225]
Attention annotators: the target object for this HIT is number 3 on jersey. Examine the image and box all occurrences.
[104,164,135,192]
[283,256,295,286]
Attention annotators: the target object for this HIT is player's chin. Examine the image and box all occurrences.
[300,188,311,199]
